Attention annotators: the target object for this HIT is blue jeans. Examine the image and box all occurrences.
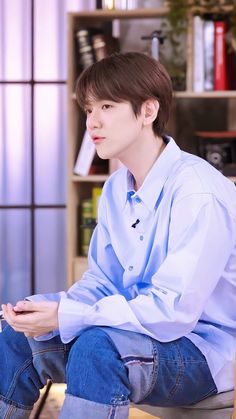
[0,325,217,419]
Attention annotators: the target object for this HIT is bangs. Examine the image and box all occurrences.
[74,51,172,135]
[75,59,128,110]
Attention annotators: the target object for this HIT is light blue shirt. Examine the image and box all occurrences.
[30,137,236,393]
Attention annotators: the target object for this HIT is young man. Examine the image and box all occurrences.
[1,52,236,419]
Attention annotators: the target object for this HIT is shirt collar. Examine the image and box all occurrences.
[123,136,181,212]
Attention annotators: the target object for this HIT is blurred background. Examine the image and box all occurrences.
[0,0,96,304]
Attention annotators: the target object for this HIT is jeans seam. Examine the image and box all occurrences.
[0,394,32,411]
[163,341,218,405]
[108,403,129,419]
[31,345,66,356]
[137,339,159,401]
[193,385,218,403]
[165,341,184,404]
[5,358,35,404]
[108,406,116,419]
[92,329,130,405]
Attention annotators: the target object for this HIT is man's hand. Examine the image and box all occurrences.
[1,300,59,338]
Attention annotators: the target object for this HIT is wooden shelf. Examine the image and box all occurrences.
[68,7,169,20]
[72,91,236,101]
[71,174,109,182]
[191,4,233,14]
[174,91,236,99]
[72,172,236,184]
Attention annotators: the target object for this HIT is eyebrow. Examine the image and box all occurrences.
[84,99,109,108]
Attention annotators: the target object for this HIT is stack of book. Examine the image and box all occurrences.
[74,26,121,176]
[193,16,236,92]
[80,199,96,256]
[76,28,108,70]
[79,187,103,256]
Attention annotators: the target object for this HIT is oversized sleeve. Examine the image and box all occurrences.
[27,191,126,341]
[58,193,235,343]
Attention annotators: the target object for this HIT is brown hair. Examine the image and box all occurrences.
[76,52,172,136]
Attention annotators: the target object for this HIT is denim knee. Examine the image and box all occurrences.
[27,334,70,386]
[0,326,42,407]
[142,337,217,407]
[66,327,130,406]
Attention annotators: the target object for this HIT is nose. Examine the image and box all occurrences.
[86,110,102,130]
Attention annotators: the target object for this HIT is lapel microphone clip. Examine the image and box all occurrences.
[131,219,140,228]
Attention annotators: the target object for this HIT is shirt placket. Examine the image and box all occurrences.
[123,194,150,288]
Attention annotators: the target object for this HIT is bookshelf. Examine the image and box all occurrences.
[67,7,236,286]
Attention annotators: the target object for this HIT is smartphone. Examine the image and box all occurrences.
[0,310,4,320]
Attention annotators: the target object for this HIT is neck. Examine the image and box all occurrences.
[119,128,166,191]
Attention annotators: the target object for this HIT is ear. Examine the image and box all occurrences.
[142,99,159,126]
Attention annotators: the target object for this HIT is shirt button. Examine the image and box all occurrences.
[128,266,134,271]
[139,235,144,241]
[135,197,141,203]
[127,191,135,200]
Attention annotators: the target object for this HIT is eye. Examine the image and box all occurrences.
[102,104,112,110]
[85,108,92,114]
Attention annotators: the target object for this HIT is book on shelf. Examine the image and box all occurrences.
[75,27,113,72]
[76,28,95,70]
[73,129,109,176]
[79,189,103,255]
[74,26,119,176]
[192,15,236,92]
[74,130,96,176]
[214,21,227,90]
[80,199,96,256]
[92,33,108,61]
[227,37,236,90]
[193,15,204,92]
[203,20,214,91]
[92,186,103,221]
[75,22,120,72]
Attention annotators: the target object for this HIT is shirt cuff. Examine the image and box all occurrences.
[58,297,90,343]
[25,291,66,341]
[26,291,66,303]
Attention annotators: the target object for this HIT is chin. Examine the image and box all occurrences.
[96,150,114,160]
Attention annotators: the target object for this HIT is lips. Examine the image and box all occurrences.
[92,136,105,144]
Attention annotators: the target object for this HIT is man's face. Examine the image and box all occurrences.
[85,98,143,161]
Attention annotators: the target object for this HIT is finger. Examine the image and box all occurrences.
[3,304,33,330]
[2,304,19,329]
[1,305,10,324]
[1,305,38,334]
[6,303,14,311]
[2,304,16,321]
[14,300,33,312]
[14,300,45,313]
